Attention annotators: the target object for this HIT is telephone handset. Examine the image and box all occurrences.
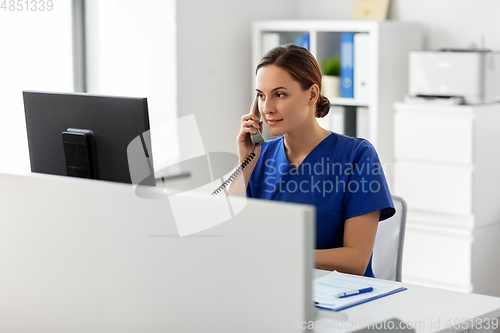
[250,94,265,147]
[211,94,263,195]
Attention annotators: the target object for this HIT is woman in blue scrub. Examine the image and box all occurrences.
[232,44,395,277]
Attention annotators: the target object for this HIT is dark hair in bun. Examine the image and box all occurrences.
[256,44,331,118]
[315,94,331,118]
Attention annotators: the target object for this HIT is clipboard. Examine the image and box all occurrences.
[313,271,407,311]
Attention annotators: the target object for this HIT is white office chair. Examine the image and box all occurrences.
[372,195,408,282]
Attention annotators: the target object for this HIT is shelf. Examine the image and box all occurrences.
[329,97,369,107]
[252,20,380,34]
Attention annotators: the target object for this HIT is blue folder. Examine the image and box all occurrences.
[340,33,354,98]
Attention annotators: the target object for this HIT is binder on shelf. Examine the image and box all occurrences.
[303,33,310,50]
[293,33,310,50]
[340,33,354,98]
[354,33,370,102]
[313,271,407,311]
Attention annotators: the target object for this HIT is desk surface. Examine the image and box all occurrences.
[313,270,500,333]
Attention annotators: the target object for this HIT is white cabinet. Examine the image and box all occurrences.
[393,102,500,296]
[252,20,423,186]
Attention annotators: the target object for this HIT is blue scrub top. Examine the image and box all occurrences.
[247,132,395,277]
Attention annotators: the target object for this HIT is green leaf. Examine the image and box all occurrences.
[321,55,341,77]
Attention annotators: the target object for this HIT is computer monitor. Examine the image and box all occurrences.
[23,91,154,185]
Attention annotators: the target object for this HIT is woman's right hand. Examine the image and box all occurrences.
[237,104,263,164]
[228,103,263,197]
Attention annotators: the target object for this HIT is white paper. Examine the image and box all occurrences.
[313,271,404,310]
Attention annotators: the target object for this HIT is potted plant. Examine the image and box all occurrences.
[321,55,341,98]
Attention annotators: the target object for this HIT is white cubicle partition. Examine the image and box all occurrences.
[0,173,315,333]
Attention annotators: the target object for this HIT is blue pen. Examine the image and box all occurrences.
[335,287,374,298]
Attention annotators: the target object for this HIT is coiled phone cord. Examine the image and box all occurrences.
[211,145,257,195]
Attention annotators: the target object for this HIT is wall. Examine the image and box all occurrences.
[178,0,500,158]
[176,0,297,157]
[390,0,500,50]
[296,0,500,50]
[85,0,177,170]
[177,0,500,161]
[3,0,498,175]
[85,0,177,126]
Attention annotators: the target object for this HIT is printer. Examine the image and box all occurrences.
[409,49,500,104]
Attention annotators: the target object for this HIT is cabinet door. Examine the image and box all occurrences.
[394,109,474,165]
[403,220,472,292]
[394,160,473,215]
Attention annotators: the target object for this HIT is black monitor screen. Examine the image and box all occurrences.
[23,91,154,185]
